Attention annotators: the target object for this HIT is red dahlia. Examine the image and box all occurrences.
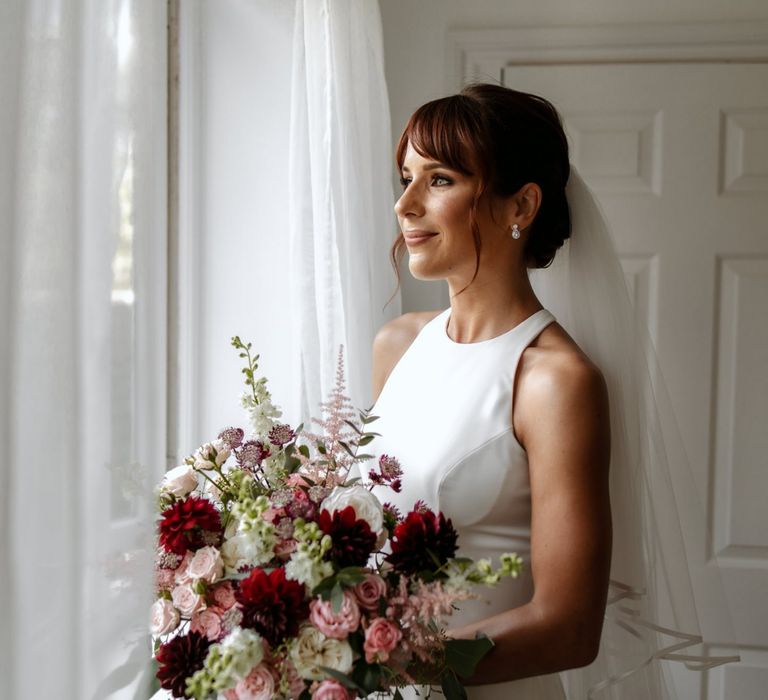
[319,506,376,567]
[236,567,308,646]
[156,631,211,698]
[158,496,223,555]
[386,509,458,576]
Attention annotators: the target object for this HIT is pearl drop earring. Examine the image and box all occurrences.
[511,223,521,239]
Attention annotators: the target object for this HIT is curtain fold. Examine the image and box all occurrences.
[0,1,166,697]
[288,0,400,427]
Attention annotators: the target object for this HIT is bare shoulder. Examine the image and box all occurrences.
[513,322,609,443]
[372,310,443,402]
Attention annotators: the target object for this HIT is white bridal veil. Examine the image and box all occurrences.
[530,167,740,698]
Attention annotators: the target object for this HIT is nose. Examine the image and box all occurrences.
[394,182,424,220]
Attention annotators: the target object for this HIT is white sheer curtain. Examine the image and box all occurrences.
[0,1,166,698]
[288,0,400,426]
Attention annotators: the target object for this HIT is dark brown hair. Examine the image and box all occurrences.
[386,82,571,306]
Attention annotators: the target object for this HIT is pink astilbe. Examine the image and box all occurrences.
[386,577,475,665]
[296,345,369,484]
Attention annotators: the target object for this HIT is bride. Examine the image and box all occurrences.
[367,82,735,698]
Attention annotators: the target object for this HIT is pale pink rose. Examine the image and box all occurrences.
[234,663,275,700]
[190,608,223,640]
[363,618,402,664]
[187,546,224,584]
[211,580,236,610]
[312,680,352,700]
[173,552,194,585]
[309,592,361,639]
[352,573,387,612]
[150,598,180,635]
[172,583,206,617]
[161,464,198,498]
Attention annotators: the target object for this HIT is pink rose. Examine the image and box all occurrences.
[171,583,206,617]
[173,552,194,585]
[187,546,224,584]
[150,598,180,635]
[190,608,223,640]
[234,663,275,700]
[211,580,236,610]
[312,679,352,700]
[352,573,387,612]
[309,592,361,639]
[363,618,402,664]
[285,473,310,487]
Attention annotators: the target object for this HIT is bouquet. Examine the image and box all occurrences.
[151,337,523,699]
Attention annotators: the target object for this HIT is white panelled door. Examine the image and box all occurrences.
[503,62,768,699]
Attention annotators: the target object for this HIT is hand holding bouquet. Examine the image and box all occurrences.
[151,338,523,699]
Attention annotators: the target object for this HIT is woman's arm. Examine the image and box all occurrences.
[447,353,612,685]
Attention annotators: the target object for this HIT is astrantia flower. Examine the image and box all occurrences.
[318,506,376,567]
[219,426,245,449]
[156,631,211,698]
[236,567,308,646]
[237,440,271,470]
[386,509,458,576]
[268,423,295,446]
[159,496,223,555]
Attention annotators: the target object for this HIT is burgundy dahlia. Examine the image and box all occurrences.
[158,496,223,555]
[386,509,458,576]
[156,631,211,698]
[319,506,377,567]
[236,567,308,646]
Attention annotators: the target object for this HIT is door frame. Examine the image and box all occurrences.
[447,21,768,91]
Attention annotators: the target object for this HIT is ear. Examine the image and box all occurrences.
[510,183,542,231]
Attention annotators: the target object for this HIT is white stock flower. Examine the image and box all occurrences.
[220,530,275,574]
[285,549,334,590]
[289,625,353,681]
[219,628,265,681]
[320,485,383,534]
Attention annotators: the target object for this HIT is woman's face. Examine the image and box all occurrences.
[395,141,507,283]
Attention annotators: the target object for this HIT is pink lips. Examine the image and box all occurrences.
[404,230,438,244]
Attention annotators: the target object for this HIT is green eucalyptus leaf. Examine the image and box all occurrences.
[331,582,344,613]
[298,444,310,458]
[343,419,363,435]
[358,435,374,446]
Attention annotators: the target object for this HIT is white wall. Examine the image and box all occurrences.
[379,0,768,314]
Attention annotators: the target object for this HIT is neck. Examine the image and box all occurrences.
[445,266,542,344]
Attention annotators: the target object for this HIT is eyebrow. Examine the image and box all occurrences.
[400,162,453,173]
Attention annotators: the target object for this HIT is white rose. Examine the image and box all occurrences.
[213,438,231,467]
[161,464,199,498]
[320,485,383,534]
[289,625,353,681]
[221,531,274,574]
[187,546,224,584]
[150,598,180,635]
[219,628,265,681]
[171,583,206,617]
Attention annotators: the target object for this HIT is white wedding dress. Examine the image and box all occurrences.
[369,306,567,699]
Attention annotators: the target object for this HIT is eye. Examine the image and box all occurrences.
[398,174,453,189]
[433,174,452,186]
[399,176,411,189]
